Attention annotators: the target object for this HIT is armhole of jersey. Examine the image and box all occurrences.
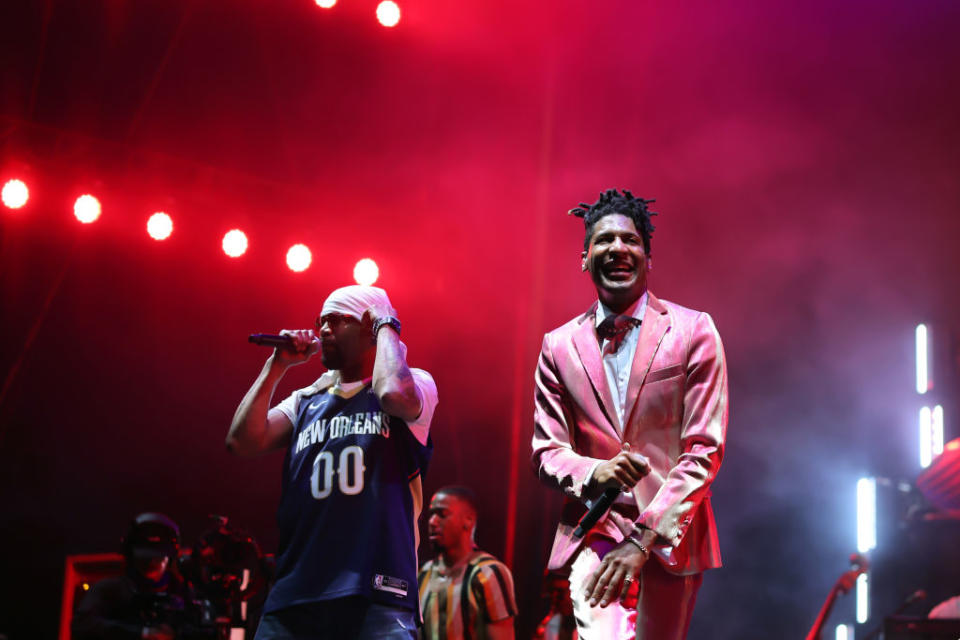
[410,474,423,552]
[290,383,326,422]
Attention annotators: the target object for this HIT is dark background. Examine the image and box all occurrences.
[2,1,959,638]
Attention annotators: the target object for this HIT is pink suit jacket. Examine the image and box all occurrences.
[532,292,728,576]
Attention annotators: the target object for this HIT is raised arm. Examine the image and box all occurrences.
[225,329,315,457]
[367,309,422,422]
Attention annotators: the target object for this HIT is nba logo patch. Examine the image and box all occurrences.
[372,574,408,598]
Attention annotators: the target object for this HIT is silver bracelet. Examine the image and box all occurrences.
[626,535,650,556]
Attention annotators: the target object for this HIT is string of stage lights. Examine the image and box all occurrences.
[1,178,382,286]
[315,0,402,28]
[2,1,407,283]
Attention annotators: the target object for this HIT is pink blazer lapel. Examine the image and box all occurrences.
[623,293,670,429]
[571,305,622,434]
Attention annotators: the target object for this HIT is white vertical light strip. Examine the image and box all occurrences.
[835,623,852,640]
[857,477,877,553]
[916,324,929,394]
[932,405,944,457]
[856,573,869,624]
[920,407,933,468]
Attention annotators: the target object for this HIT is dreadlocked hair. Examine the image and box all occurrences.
[569,188,657,254]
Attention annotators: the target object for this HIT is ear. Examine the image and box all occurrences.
[581,250,588,272]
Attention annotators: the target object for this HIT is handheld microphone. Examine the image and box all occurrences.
[573,487,621,539]
[248,334,294,348]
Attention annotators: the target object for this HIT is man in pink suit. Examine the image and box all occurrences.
[531,189,728,640]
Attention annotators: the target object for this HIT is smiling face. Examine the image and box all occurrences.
[582,213,650,312]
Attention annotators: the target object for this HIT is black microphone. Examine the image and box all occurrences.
[248,334,294,348]
[573,487,621,539]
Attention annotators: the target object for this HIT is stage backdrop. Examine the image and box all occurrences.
[2,1,959,638]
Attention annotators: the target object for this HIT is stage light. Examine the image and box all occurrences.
[916,324,930,394]
[856,477,876,553]
[147,212,173,241]
[376,1,400,27]
[932,405,944,458]
[835,624,852,640]
[353,258,379,286]
[856,573,869,624]
[2,179,29,209]
[222,229,248,258]
[315,0,336,7]
[74,195,101,224]
[920,406,933,468]
[286,244,312,272]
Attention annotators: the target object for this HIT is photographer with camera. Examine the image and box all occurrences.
[72,513,196,640]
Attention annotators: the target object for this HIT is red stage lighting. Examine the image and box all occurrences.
[74,195,101,224]
[376,1,400,27]
[2,179,29,209]
[315,0,336,7]
[147,212,173,241]
[286,244,312,272]
[222,229,248,258]
[353,258,379,286]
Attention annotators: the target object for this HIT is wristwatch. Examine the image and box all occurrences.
[372,316,401,338]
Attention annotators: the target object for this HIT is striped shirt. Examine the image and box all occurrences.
[417,550,518,640]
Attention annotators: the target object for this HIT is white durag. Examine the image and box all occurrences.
[320,285,396,321]
[314,285,404,390]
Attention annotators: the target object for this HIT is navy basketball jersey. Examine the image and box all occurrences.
[264,384,432,614]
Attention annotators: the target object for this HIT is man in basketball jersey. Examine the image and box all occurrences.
[227,285,439,639]
[417,486,517,640]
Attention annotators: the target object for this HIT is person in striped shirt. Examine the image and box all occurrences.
[418,487,518,640]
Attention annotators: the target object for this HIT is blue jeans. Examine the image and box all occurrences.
[254,597,417,640]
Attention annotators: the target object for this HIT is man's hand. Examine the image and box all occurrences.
[363,304,398,328]
[582,539,649,608]
[273,329,318,367]
[592,443,650,493]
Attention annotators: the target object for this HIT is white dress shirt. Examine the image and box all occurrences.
[584,292,648,503]
[595,292,648,429]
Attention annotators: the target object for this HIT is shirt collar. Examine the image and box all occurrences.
[330,376,372,398]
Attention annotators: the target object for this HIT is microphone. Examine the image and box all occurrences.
[573,487,621,539]
[248,334,294,348]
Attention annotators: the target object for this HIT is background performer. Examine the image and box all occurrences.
[418,486,517,640]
